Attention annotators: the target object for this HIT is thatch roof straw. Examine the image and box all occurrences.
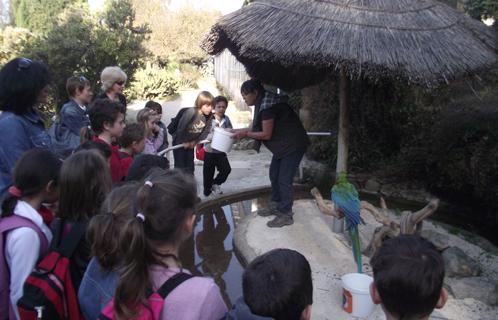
[202,0,497,90]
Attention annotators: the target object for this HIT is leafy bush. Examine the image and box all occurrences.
[19,0,149,112]
[427,102,498,208]
[133,2,220,64]
[0,26,35,65]
[125,64,180,100]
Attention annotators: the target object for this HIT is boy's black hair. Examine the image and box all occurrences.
[241,79,264,95]
[88,98,125,134]
[75,141,112,159]
[214,96,228,106]
[119,123,145,148]
[0,58,52,114]
[243,248,312,320]
[125,154,170,181]
[370,235,445,319]
[145,100,162,114]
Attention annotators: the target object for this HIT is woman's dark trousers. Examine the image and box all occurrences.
[269,149,305,216]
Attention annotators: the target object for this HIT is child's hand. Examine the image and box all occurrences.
[183,141,196,149]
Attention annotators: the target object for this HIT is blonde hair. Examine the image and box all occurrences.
[100,66,127,92]
[136,108,157,126]
[194,91,214,109]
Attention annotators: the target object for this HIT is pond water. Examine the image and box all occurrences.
[177,190,313,306]
[179,204,244,307]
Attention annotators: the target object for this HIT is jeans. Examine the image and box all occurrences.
[269,149,305,216]
[203,152,231,196]
[173,148,195,174]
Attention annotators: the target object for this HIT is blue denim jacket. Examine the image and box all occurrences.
[60,100,90,136]
[48,100,89,158]
[78,257,118,320]
[0,110,52,195]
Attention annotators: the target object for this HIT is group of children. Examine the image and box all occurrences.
[48,71,234,197]
[0,147,448,320]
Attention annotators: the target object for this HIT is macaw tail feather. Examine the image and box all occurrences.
[349,226,362,273]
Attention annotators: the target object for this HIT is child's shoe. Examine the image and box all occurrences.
[212,184,223,195]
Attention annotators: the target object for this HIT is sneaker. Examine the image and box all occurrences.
[257,207,278,217]
[267,215,293,228]
[212,184,223,195]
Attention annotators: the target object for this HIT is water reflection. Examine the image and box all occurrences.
[179,205,244,307]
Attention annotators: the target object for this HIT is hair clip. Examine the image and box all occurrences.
[144,181,153,187]
[8,186,22,198]
[136,213,145,222]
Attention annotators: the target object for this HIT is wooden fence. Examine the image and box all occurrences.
[214,50,250,110]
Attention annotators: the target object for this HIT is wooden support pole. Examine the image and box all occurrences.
[337,67,350,174]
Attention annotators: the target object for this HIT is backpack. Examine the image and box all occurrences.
[195,144,205,161]
[16,220,86,320]
[98,272,194,320]
[167,107,190,136]
[0,215,49,320]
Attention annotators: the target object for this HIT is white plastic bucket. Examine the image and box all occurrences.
[341,273,375,318]
[211,127,234,153]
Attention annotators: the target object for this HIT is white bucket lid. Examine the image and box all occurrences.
[214,127,234,137]
[341,273,373,295]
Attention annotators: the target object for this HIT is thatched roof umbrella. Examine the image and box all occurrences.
[202,0,497,173]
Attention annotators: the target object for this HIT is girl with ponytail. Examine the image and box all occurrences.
[78,183,138,320]
[111,169,227,320]
[0,149,61,319]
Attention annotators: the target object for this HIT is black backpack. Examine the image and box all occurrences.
[167,107,188,135]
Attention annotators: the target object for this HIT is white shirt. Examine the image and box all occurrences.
[5,201,52,319]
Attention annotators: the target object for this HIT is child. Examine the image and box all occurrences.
[107,169,227,319]
[118,123,146,177]
[0,149,61,319]
[145,100,169,152]
[136,108,164,155]
[78,182,137,320]
[125,154,170,181]
[50,75,93,157]
[82,98,126,182]
[168,91,214,174]
[227,248,313,320]
[75,140,112,161]
[370,235,448,320]
[203,96,233,197]
[55,150,112,291]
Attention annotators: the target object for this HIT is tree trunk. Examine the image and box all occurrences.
[336,67,350,174]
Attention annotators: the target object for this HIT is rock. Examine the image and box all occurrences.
[232,138,257,150]
[300,158,333,185]
[443,247,481,278]
[421,229,450,251]
[446,277,498,306]
[365,179,381,193]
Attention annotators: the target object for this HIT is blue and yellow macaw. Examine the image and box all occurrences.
[332,172,364,273]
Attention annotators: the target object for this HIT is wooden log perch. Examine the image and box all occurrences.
[310,187,343,218]
[310,187,440,256]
